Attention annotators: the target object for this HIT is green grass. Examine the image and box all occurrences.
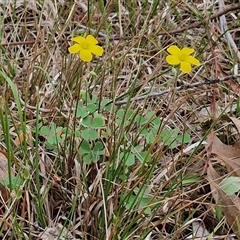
[0,0,239,239]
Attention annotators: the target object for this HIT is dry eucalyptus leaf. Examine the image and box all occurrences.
[207,162,240,238]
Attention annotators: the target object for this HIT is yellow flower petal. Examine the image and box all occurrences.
[89,45,104,56]
[68,44,81,53]
[167,45,181,55]
[181,47,194,55]
[166,55,181,65]
[80,50,92,62]
[180,61,191,73]
[71,36,86,44]
[86,35,98,45]
[186,56,200,66]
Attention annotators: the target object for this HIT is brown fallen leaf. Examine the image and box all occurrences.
[216,63,240,94]
[224,79,240,95]
[39,223,77,240]
[14,125,32,146]
[207,162,240,238]
[206,133,240,176]
[0,152,12,202]
[230,117,240,134]
[234,140,240,150]
[206,161,222,201]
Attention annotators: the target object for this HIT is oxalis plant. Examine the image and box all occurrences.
[38,95,190,165]
[39,35,195,162]
[37,90,191,223]
[0,23,201,239]
[36,34,193,222]
[35,34,195,239]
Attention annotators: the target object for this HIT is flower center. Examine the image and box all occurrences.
[81,42,89,50]
[179,53,187,62]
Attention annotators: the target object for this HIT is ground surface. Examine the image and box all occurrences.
[0,0,240,239]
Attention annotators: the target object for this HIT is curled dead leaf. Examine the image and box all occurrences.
[207,162,240,238]
[206,133,240,176]
[230,117,240,135]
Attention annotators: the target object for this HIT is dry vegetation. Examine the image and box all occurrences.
[0,0,240,239]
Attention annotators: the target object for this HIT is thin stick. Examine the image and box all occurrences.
[114,74,240,105]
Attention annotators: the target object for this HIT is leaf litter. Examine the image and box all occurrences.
[206,117,240,238]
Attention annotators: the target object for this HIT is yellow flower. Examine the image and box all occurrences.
[68,35,104,62]
[166,45,200,73]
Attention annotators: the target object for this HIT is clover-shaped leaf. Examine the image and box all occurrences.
[81,129,98,140]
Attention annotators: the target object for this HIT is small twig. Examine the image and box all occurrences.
[114,74,240,105]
